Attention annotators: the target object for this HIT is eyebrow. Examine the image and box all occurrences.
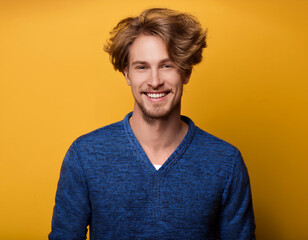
[131,61,147,66]
[160,58,173,64]
[131,58,172,66]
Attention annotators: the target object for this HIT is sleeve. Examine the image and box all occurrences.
[218,150,256,240]
[49,141,91,240]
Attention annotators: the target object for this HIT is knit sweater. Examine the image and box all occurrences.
[49,113,255,240]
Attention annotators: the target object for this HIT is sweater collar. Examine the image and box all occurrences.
[123,112,196,173]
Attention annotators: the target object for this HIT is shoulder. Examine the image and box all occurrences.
[193,126,240,156]
[75,120,124,145]
[66,120,127,158]
[190,126,243,174]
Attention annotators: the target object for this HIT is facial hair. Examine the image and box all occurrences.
[136,91,182,124]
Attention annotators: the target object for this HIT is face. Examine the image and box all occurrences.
[124,34,190,120]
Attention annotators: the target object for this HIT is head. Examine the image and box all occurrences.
[104,8,207,120]
[104,8,207,78]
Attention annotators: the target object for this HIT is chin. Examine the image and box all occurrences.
[143,111,170,121]
[138,103,180,121]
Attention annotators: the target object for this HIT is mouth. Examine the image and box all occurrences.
[144,91,170,99]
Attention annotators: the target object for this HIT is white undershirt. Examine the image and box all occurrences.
[153,164,162,170]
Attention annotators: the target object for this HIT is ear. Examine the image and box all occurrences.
[183,73,191,85]
[124,67,131,86]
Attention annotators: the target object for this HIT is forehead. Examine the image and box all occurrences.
[128,34,169,64]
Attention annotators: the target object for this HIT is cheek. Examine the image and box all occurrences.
[129,81,143,94]
[166,74,184,87]
[130,73,149,86]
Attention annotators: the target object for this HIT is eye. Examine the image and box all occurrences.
[161,64,173,69]
[135,65,148,70]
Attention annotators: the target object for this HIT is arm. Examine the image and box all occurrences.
[218,150,256,240]
[49,141,91,240]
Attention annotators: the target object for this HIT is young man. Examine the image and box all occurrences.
[49,8,256,240]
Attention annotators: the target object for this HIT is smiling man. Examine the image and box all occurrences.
[126,34,188,121]
[49,8,256,240]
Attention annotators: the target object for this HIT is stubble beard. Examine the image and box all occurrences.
[136,95,182,124]
[139,103,171,123]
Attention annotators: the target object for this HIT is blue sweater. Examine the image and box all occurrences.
[49,113,255,239]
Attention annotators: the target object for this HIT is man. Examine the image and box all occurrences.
[49,8,255,240]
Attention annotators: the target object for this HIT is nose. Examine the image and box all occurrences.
[148,69,163,89]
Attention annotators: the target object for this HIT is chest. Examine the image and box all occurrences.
[86,163,225,226]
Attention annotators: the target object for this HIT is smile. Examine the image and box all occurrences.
[145,92,169,99]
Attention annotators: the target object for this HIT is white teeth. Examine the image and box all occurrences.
[146,93,167,99]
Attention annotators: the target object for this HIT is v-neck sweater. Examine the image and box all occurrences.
[49,112,255,240]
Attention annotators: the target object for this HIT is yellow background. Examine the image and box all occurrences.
[1,0,307,239]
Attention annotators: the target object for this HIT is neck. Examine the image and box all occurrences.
[129,104,188,153]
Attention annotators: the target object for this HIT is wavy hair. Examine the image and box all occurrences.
[104,8,207,76]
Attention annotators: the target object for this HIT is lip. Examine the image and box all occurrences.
[143,91,170,102]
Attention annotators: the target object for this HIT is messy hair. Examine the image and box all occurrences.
[104,8,207,76]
